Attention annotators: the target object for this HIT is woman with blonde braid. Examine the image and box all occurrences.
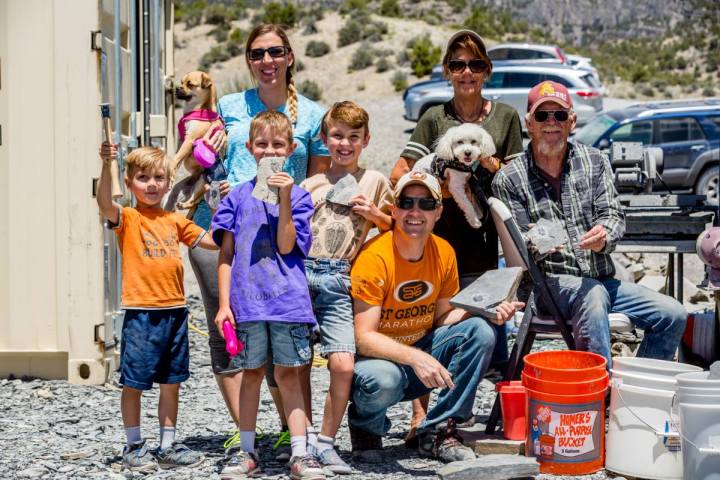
[188,23,329,467]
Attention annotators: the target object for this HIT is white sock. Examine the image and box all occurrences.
[125,426,142,446]
[306,426,318,451]
[159,426,176,450]
[240,430,256,453]
[291,435,307,458]
[316,434,334,454]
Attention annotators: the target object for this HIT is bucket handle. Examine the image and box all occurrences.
[613,378,713,453]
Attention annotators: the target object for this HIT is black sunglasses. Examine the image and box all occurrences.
[447,59,488,74]
[533,110,570,122]
[395,196,440,211]
[247,46,289,61]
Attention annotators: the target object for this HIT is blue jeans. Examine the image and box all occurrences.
[348,317,495,436]
[539,274,687,367]
[305,257,355,356]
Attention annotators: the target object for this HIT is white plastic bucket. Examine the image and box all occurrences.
[676,371,720,389]
[676,371,720,480]
[606,358,702,480]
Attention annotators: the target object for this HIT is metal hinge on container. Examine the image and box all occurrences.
[91,30,102,51]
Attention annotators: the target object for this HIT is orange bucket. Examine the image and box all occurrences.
[522,351,609,475]
[496,381,527,441]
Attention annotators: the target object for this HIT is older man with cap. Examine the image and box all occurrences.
[492,80,687,366]
[348,170,523,463]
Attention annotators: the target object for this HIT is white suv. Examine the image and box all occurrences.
[403,62,604,128]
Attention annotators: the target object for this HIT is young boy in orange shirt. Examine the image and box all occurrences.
[97,143,217,472]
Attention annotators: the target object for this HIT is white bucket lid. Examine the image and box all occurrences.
[612,357,703,377]
[611,368,679,391]
[675,370,720,388]
[677,392,720,406]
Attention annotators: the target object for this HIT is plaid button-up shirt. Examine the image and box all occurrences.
[491,141,625,278]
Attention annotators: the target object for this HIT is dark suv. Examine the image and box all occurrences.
[574,99,720,203]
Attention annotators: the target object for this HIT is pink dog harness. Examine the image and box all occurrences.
[178,109,223,142]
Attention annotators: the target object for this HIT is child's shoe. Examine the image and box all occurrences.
[273,429,292,462]
[122,440,158,472]
[289,454,325,480]
[155,442,205,469]
[316,447,352,474]
[221,446,262,478]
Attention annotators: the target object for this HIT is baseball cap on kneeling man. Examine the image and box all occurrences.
[394,170,442,201]
[527,81,573,114]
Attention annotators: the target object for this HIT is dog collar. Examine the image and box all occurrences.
[430,155,474,180]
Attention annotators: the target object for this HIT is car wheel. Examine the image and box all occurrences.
[695,166,719,204]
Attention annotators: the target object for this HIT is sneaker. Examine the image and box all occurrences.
[349,425,383,464]
[273,429,292,462]
[316,448,352,474]
[289,454,326,480]
[221,446,262,479]
[417,419,476,463]
[122,440,158,472]
[155,442,205,469]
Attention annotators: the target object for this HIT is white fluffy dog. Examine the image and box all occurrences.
[413,123,496,228]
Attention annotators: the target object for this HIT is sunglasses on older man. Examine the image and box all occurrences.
[533,110,570,122]
[447,59,488,74]
[395,196,440,211]
[247,46,289,61]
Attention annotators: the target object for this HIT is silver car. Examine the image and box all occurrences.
[403,63,604,128]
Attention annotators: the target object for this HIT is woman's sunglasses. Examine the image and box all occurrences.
[533,110,570,122]
[395,196,440,211]
[247,46,289,61]
[447,59,488,74]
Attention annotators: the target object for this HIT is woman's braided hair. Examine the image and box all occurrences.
[245,24,298,125]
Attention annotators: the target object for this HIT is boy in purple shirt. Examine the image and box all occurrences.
[213,111,324,480]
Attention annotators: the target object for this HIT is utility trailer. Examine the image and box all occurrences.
[0,0,176,384]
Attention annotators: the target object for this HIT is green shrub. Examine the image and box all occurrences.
[348,46,374,72]
[702,85,716,97]
[227,28,245,56]
[338,15,387,47]
[407,35,441,77]
[262,2,298,28]
[391,70,408,92]
[306,40,331,58]
[376,57,391,73]
[211,24,230,43]
[176,0,207,28]
[338,19,363,47]
[340,0,367,14]
[295,60,306,72]
[379,0,401,17]
[199,45,231,70]
[445,0,467,12]
[298,80,322,101]
[204,3,235,26]
[641,85,655,97]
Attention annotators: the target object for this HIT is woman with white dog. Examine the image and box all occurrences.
[188,23,330,462]
[390,29,523,443]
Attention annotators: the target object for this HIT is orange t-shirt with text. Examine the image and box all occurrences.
[350,231,459,345]
[113,207,205,308]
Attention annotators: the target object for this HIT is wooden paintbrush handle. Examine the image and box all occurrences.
[102,116,123,198]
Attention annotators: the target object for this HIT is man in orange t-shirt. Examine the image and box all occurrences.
[349,171,522,464]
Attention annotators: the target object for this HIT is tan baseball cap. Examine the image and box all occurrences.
[394,170,442,201]
[445,29,488,57]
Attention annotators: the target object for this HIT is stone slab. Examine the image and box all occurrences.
[459,422,525,456]
[251,156,285,204]
[325,173,360,206]
[526,218,568,255]
[638,275,666,293]
[437,454,539,480]
[450,267,524,317]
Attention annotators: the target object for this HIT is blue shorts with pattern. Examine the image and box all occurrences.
[120,307,190,390]
[228,321,312,370]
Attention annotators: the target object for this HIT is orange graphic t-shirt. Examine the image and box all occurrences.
[350,231,459,345]
[113,207,205,308]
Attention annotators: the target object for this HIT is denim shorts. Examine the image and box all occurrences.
[120,307,190,390]
[305,257,355,357]
[227,321,313,370]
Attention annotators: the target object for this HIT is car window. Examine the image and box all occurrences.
[543,74,573,88]
[609,121,653,145]
[506,49,555,60]
[488,48,508,60]
[503,72,543,88]
[574,114,618,146]
[485,72,504,89]
[581,74,601,88]
[706,115,720,138]
[658,117,706,143]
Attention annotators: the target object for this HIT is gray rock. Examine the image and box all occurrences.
[251,156,285,204]
[325,173,361,207]
[450,267,524,317]
[526,218,568,255]
[638,274,666,293]
[437,454,539,480]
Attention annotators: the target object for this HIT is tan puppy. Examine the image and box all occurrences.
[167,70,222,212]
